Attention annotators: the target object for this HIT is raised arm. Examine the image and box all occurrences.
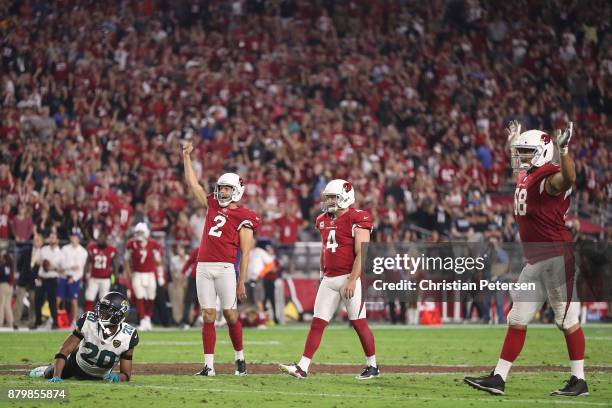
[546,122,576,195]
[182,142,209,209]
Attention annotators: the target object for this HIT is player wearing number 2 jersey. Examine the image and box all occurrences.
[183,142,259,378]
[465,122,588,397]
[280,179,379,380]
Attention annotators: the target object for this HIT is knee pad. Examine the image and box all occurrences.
[554,302,580,330]
[507,306,531,326]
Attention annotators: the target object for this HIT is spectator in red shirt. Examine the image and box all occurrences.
[275,204,305,274]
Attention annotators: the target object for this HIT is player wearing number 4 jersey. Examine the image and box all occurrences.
[29,292,138,383]
[280,179,378,380]
[465,121,589,397]
[183,142,259,377]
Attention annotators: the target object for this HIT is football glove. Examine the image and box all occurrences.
[103,372,120,383]
[556,121,574,155]
[48,376,63,383]
[506,120,521,148]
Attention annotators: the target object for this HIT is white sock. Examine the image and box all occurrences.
[367,355,377,368]
[493,358,512,381]
[204,354,214,369]
[298,356,311,372]
[571,360,585,380]
[235,350,244,361]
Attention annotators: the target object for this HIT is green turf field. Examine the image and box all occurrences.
[1,324,611,407]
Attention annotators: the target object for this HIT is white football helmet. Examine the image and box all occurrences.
[510,129,554,171]
[321,179,355,214]
[214,173,245,207]
[134,222,150,242]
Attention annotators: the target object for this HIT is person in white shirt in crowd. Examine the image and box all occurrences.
[36,232,64,329]
[246,241,276,314]
[169,244,189,325]
[59,232,88,327]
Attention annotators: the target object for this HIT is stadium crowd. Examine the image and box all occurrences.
[0,0,610,329]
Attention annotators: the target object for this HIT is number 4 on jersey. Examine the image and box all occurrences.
[326,230,338,253]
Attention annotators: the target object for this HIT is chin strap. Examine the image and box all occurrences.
[98,321,112,336]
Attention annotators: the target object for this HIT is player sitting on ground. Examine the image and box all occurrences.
[280,179,379,380]
[464,121,588,397]
[29,292,138,383]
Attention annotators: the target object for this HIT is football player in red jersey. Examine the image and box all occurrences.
[124,223,163,331]
[84,231,117,312]
[183,142,259,377]
[280,179,378,380]
[465,121,588,397]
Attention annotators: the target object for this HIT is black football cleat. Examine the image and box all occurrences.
[279,363,308,379]
[551,376,589,396]
[464,371,505,395]
[235,359,247,376]
[356,365,380,380]
[194,365,216,377]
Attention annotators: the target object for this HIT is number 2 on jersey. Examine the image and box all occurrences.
[208,215,227,237]
[326,229,338,253]
[514,188,527,216]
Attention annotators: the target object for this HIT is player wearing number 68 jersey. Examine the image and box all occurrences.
[29,292,138,383]
[465,121,588,397]
[182,142,259,377]
[280,179,378,380]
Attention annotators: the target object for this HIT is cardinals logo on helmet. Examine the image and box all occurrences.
[540,134,551,145]
[343,182,353,193]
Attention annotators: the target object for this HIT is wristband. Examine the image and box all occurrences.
[560,147,569,155]
[120,371,131,381]
[54,353,67,360]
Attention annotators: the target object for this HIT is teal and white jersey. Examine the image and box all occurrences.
[74,312,139,377]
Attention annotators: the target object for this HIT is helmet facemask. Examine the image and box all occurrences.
[321,194,340,214]
[214,184,235,207]
[511,145,542,171]
[95,298,128,335]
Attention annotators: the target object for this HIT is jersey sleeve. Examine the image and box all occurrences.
[128,330,139,349]
[315,214,325,231]
[207,193,218,210]
[72,313,87,338]
[352,210,373,231]
[237,210,260,231]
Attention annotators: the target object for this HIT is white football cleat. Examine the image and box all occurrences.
[279,363,307,379]
[29,366,48,378]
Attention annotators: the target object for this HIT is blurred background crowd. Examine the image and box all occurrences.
[0,0,610,330]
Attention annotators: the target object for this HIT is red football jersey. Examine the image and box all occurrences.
[86,243,117,278]
[515,163,572,242]
[126,238,163,273]
[515,163,572,262]
[197,194,260,263]
[316,208,373,277]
